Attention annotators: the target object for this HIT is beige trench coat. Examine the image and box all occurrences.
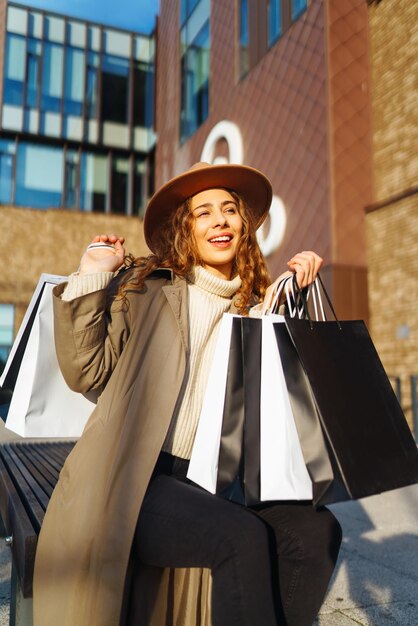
[33,269,234,626]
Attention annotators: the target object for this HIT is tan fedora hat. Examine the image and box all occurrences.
[143,162,272,253]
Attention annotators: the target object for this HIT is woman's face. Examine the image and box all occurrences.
[191,188,243,280]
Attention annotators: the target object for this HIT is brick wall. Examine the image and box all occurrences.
[365,194,418,430]
[369,1,418,201]
[0,206,149,333]
[367,1,418,432]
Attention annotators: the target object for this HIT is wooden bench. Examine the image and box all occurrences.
[0,441,75,626]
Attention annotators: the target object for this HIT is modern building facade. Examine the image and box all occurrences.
[0,1,156,371]
[0,1,155,215]
[155,0,373,323]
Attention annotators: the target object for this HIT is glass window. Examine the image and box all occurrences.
[181,0,200,25]
[134,36,153,63]
[103,29,131,58]
[180,18,210,142]
[15,143,63,208]
[67,21,86,48]
[268,0,282,46]
[64,150,79,208]
[133,158,146,217]
[0,140,15,205]
[44,16,65,43]
[7,6,28,36]
[63,115,83,140]
[40,111,61,136]
[26,39,42,108]
[80,152,108,212]
[88,26,101,51]
[64,48,85,116]
[111,156,129,214]
[86,63,99,119]
[41,42,64,112]
[291,0,307,20]
[24,108,39,133]
[28,11,43,38]
[133,61,154,129]
[238,0,249,78]
[0,304,14,375]
[4,34,26,106]
[101,55,130,124]
[2,105,24,131]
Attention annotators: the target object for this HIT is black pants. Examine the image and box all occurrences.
[133,453,342,626]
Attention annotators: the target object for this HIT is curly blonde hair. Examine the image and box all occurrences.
[120,191,271,315]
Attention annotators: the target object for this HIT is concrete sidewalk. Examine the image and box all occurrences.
[316,483,418,626]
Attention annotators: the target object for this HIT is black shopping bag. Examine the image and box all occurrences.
[283,279,418,504]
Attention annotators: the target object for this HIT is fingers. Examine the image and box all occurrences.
[79,234,126,274]
[91,234,125,245]
[287,251,323,289]
[261,271,293,314]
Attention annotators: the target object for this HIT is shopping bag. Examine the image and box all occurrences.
[0,274,95,437]
[187,314,319,504]
[283,276,418,503]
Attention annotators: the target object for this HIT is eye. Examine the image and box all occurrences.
[196,210,210,218]
[225,205,238,214]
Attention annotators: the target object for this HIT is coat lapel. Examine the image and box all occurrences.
[162,274,189,354]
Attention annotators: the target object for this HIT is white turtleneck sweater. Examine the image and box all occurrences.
[61,266,242,460]
[163,266,241,459]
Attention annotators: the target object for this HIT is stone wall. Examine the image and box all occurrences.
[0,206,149,332]
[366,194,418,431]
[369,1,418,201]
[367,1,418,433]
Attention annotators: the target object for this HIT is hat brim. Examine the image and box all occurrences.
[143,163,272,253]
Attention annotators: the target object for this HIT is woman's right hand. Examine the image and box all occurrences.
[79,234,126,275]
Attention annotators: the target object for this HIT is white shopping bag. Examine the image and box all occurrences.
[187,313,237,492]
[260,315,312,500]
[0,274,95,437]
[187,312,312,501]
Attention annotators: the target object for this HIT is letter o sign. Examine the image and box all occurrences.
[200,121,286,256]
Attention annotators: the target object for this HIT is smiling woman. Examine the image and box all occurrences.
[191,188,243,279]
[33,161,339,626]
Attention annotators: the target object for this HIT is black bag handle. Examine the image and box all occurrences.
[291,274,342,330]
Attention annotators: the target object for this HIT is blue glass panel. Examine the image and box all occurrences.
[0,150,14,204]
[291,0,307,20]
[80,152,107,212]
[15,143,63,208]
[240,0,249,45]
[64,48,85,116]
[180,18,209,142]
[133,61,154,129]
[26,51,40,107]
[64,150,79,208]
[41,42,64,112]
[4,34,26,105]
[101,55,129,124]
[86,68,98,118]
[268,0,282,46]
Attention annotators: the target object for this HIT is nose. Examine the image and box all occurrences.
[213,207,228,227]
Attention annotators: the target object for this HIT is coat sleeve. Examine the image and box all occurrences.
[52,273,131,394]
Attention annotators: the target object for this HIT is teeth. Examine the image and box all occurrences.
[210,236,231,242]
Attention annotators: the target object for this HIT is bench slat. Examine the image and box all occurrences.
[1,447,48,530]
[0,458,37,598]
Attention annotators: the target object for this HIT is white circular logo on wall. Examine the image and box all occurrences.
[200,120,287,256]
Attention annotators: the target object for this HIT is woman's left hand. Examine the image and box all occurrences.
[261,251,323,313]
